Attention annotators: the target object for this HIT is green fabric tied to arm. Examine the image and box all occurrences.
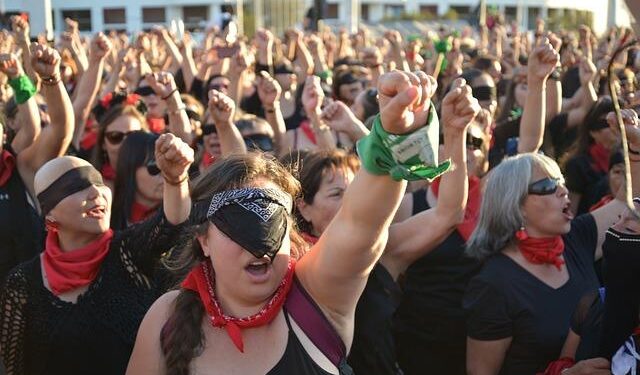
[9,75,37,104]
[356,102,451,182]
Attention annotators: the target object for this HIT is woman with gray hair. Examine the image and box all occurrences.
[463,110,640,375]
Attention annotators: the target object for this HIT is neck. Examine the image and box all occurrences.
[56,229,102,252]
[215,278,272,318]
[134,193,161,209]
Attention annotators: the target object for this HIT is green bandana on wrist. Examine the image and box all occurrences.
[9,75,37,104]
[356,103,451,181]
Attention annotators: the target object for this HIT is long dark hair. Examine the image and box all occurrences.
[159,153,307,375]
[562,96,615,167]
[111,131,159,230]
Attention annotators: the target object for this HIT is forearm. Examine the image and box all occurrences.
[295,40,314,76]
[343,119,370,143]
[308,112,336,150]
[264,102,288,156]
[545,79,562,124]
[217,121,247,156]
[18,42,38,84]
[437,131,468,222]
[11,95,41,153]
[518,79,546,153]
[42,81,74,153]
[165,93,193,145]
[101,69,121,98]
[162,179,191,225]
[72,58,104,149]
[181,49,197,93]
[162,35,183,67]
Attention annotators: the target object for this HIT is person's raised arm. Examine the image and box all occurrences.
[155,133,193,225]
[153,27,182,75]
[179,33,197,93]
[71,32,112,150]
[565,57,598,128]
[381,78,480,280]
[17,44,73,197]
[518,37,559,153]
[255,29,274,74]
[146,71,193,145]
[385,31,410,72]
[11,16,37,85]
[0,53,40,154]
[257,71,290,156]
[544,33,563,125]
[288,29,314,79]
[101,48,127,98]
[321,100,370,143]
[296,70,436,342]
[208,89,246,156]
[590,109,640,260]
[300,75,336,150]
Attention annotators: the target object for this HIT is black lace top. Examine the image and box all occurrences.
[0,212,186,375]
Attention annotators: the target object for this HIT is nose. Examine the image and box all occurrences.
[86,184,101,201]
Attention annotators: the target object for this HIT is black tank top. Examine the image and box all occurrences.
[267,308,334,375]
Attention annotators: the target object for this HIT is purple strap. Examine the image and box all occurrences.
[284,277,347,368]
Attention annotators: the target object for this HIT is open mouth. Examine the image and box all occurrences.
[245,258,271,277]
[562,205,574,220]
[85,205,106,219]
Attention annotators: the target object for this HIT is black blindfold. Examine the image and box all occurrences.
[37,166,104,217]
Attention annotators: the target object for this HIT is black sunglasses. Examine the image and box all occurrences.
[134,86,156,97]
[146,160,161,176]
[244,134,274,152]
[528,177,563,196]
[437,133,484,150]
[105,130,134,145]
[202,123,217,135]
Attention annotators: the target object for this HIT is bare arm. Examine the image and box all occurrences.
[11,16,37,85]
[156,134,193,225]
[179,34,197,92]
[321,101,370,144]
[566,58,598,128]
[257,71,289,156]
[146,72,193,145]
[301,76,336,150]
[467,337,512,375]
[208,89,246,156]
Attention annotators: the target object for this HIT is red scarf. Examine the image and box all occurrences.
[101,162,116,181]
[300,120,317,145]
[537,357,575,375]
[181,258,296,352]
[130,201,158,224]
[431,176,482,241]
[201,151,216,169]
[43,229,114,295]
[589,143,610,174]
[517,235,565,270]
[0,150,16,186]
[80,119,98,151]
[301,232,319,245]
[589,194,614,212]
[147,117,166,134]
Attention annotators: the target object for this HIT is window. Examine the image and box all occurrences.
[103,8,125,24]
[420,5,438,17]
[505,6,517,21]
[61,9,91,31]
[183,5,209,30]
[450,6,470,17]
[142,7,166,24]
[326,4,338,19]
[527,7,541,29]
[361,4,369,21]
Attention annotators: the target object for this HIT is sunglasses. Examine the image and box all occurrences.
[209,83,229,91]
[134,86,156,97]
[438,133,484,150]
[105,130,134,145]
[244,134,274,152]
[528,177,563,196]
[202,123,217,135]
[146,160,161,176]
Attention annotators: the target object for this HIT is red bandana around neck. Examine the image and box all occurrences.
[201,151,216,169]
[130,201,158,224]
[0,149,16,186]
[589,143,610,174]
[431,175,482,241]
[147,117,166,134]
[43,229,114,295]
[517,235,565,270]
[181,258,296,352]
[301,232,319,245]
[300,120,317,145]
[101,162,116,181]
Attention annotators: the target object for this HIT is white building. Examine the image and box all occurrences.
[4,0,634,38]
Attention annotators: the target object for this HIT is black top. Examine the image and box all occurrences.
[0,149,44,288]
[571,289,604,361]
[564,154,608,214]
[548,113,577,159]
[395,189,481,342]
[0,212,186,375]
[463,214,600,375]
[348,263,403,375]
[489,117,521,169]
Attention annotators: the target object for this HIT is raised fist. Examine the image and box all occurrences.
[0,54,24,79]
[30,43,61,79]
[90,32,113,61]
[441,78,481,133]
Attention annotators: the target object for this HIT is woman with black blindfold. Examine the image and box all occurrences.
[0,45,74,288]
[0,133,193,375]
[126,71,448,375]
[463,109,640,375]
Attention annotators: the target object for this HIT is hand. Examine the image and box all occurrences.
[563,358,611,375]
[607,109,640,147]
[208,89,235,125]
[30,43,61,79]
[384,30,403,49]
[90,32,112,62]
[135,33,151,52]
[285,29,302,43]
[441,78,481,133]
[527,37,560,82]
[257,71,281,107]
[0,54,24,79]
[321,101,361,133]
[361,47,383,68]
[145,72,178,99]
[65,18,79,35]
[11,15,29,44]
[546,32,562,52]
[255,29,274,51]
[155,133,194,185]
[578,57,597,86]
[378,70,437,134]
[228,45,250,77]
[301,76,324,115]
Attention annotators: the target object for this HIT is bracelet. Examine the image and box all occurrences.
[162,173,189,186]
[162,89,179,100]
[169,104,187,115]
[8,75,37,104]
[40,74,61,86]
[355,102,451,181]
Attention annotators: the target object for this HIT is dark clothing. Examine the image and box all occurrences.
[0,149,44,288]
[489,117,520,169]
[562,67,581,99]
[349,264,403,375]
[267,308,335,375]
[548,113,577,159]
[394,189,481,375]
[571,289,604,361]
[0,212,185,375]
[564,154,608,215]
[463,214,600,375]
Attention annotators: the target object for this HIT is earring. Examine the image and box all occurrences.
[515,226,528,241]
[45,219,59,232]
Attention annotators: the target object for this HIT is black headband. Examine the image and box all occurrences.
[589,117,610,131]
[206,188,293,260]
[472,85,497,102]
[37,166,104,217]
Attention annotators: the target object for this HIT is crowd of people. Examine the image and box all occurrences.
[0,9,639,375]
